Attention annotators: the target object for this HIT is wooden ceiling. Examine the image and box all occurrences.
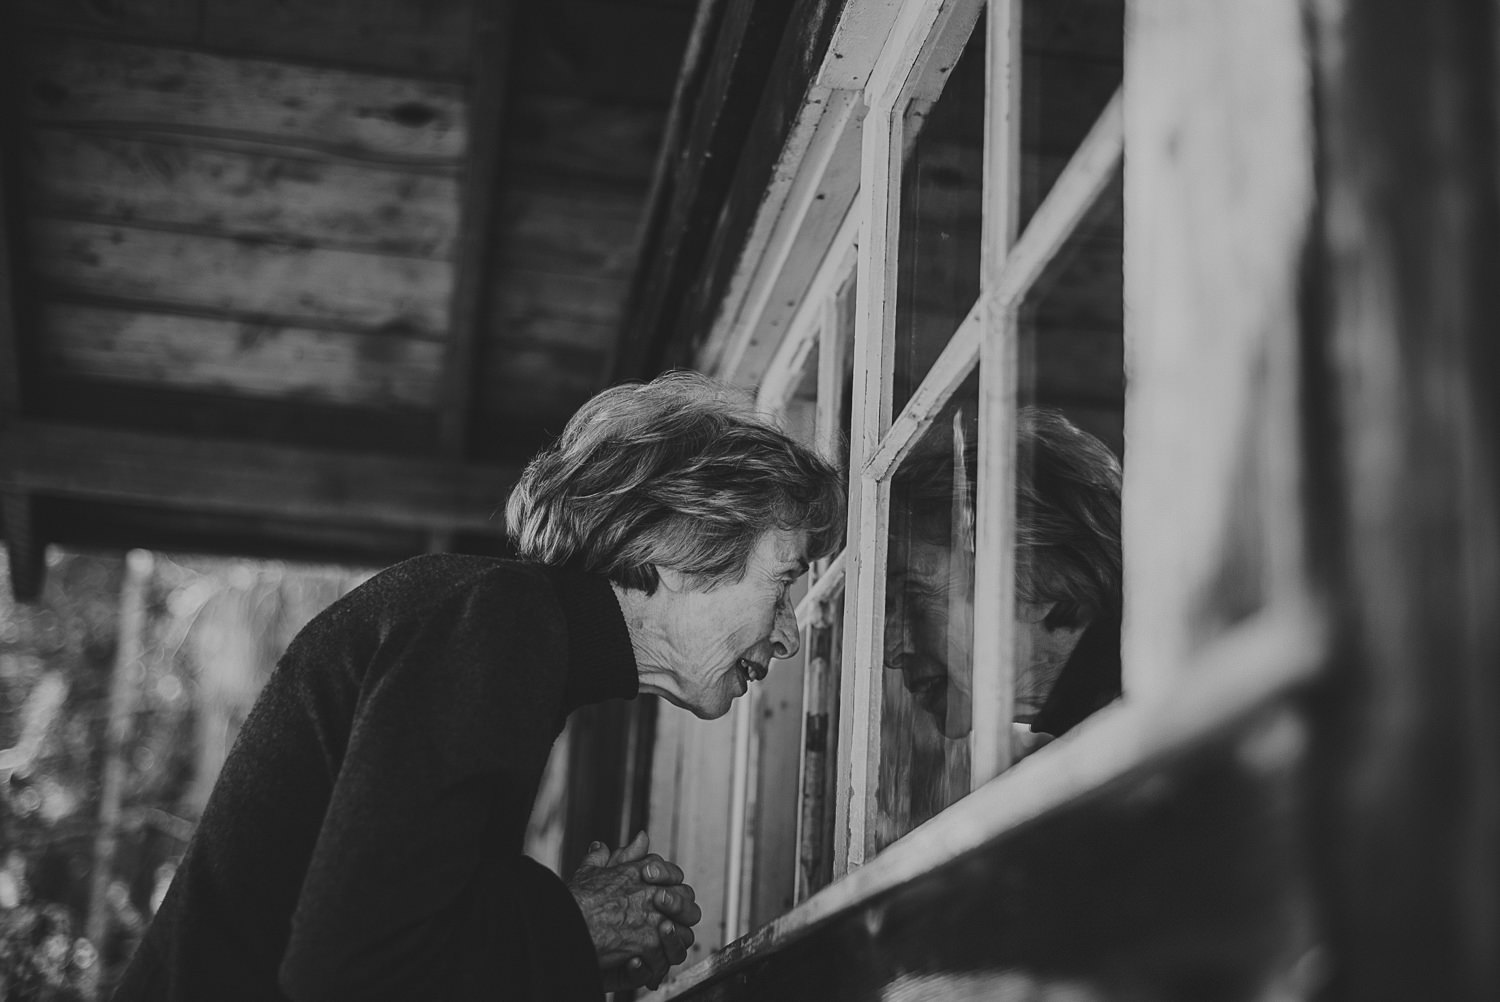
[0,0,697,596]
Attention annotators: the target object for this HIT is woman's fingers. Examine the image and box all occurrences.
[611,829,651,866]
[638,854,685,885]
[581,840,612,868]
[652,885,703,926]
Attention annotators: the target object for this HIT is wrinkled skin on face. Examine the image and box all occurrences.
[623,529,810,720]
[885,538,1088,740]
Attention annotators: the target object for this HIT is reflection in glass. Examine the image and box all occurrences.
[1008,407,1123,763]
[892,15,985,414]
[796,591,842,901]
[876,370,981,850]
[1010,156,1125,762]
[1018,0,1124,231]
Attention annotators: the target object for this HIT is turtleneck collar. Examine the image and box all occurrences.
[534,564,639,713]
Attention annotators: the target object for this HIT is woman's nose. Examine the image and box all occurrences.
[770,600,800,659]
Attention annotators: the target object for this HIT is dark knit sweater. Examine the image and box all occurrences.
[112,555,638,1002]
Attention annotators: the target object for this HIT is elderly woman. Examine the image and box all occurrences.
[113,372,844,1002]
[885,407,1122,757]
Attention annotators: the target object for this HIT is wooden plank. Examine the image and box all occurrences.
[478,345,606,423]
[1122,0,1310,700]
[511,0,697,107]
[39,302,444,408]
[496,181,643,278]
[0,154,22,414]
[970,0,1024,789]
[506,94,664,186]
[613,0,812,380]
[0,420,518,534]
[1306,2,1500,999]
[837,87,903,874]
[200,0,475,77]
[656,609,1324,998]
[21,34,466,164]
[490,269,629,344]
[27,129,460,257]
[31,219,453,335]
[662,0,853,382]
[10,0,196,43]
[712,90,863,385]
[34,378,441,457]
[1,492,44,602]
[37,494,433,568]
[755,215,857,414]
[440,0,515,457]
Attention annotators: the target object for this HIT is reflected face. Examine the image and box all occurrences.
[885,536,974,737]
[636,529,810,720]
[885,538,1088,739]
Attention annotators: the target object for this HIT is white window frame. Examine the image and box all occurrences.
[647,0,1324,995]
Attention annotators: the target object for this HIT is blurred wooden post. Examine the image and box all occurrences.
[86,549,153,979]
[1307,2,1500,998]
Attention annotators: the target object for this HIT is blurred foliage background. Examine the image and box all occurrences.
[0,548,370,1000]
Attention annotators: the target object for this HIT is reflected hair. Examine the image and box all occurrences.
[1014,408,1122,627]
[505,371,845,593]
[893,407,1122,627]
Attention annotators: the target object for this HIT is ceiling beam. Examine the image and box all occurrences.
[439,0,517,461]
[1,103,45,599]
[0,421,519,536]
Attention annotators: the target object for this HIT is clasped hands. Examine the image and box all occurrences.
[566,830,701,992]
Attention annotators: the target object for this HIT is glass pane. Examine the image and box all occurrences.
[745,342,822,927]
[1018,0,1124,232]
[786,342,819,447]
[1010,166,1124,763]
[876,367,981,851]
[892,15,986,414]
[795,589,843,901]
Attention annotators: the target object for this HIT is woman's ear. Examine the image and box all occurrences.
[1017,600,1057,625]
[655,565,691,594]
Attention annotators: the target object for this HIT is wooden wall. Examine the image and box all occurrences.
[6,0,692,466]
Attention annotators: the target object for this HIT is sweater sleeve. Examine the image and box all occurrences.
[277,574,604,1001]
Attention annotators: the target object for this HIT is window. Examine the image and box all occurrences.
[645,0,1127,989]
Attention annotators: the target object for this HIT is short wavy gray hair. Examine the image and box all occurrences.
[505,371,845,593]
[892,406,1122,627]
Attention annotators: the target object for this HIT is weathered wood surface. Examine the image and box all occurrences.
[1305,2,1500,1000]
[21,34,466,164]
[478,342,606,419]
[40,303,444,408]
[37,494,436,566]
[439,0,514,456]
[198,0,475,77]
[614,0,809,380]
[27,130,459,257]
[505,94,663,185]
[0,420,517,533]
[670,705,1319,1001]
[1123,0,1314,698]
[11,0,197,44]
[1,492,44,602]
[489,269,626,347]
[32,220,453,335]
[496,182,641,278]
[512,0,696,107]
[33,378,442,456]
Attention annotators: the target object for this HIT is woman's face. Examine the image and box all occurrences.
[885,536,975,737]
[885,538,1088,739]
[636,529,810,719]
